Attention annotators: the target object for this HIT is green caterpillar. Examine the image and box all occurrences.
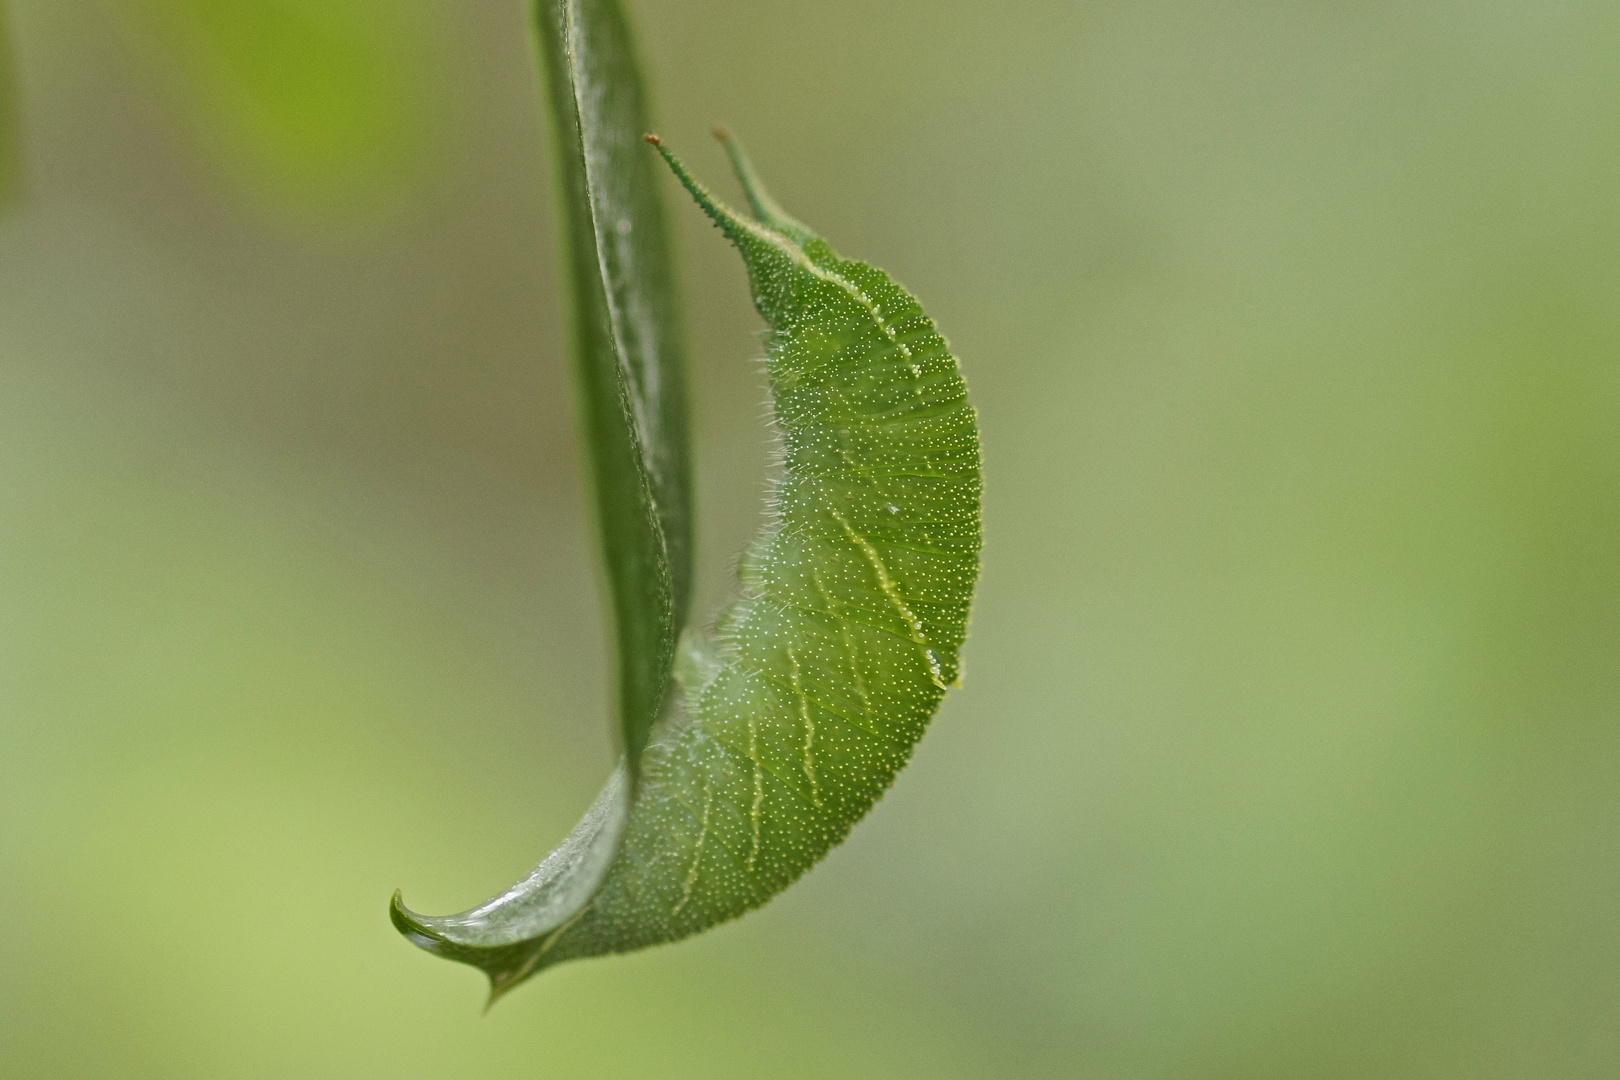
[393,132,981,998]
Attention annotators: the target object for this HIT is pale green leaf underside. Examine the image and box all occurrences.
[393,134,981,1001]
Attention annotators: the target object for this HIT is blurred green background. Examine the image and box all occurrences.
[3,1,1618,1076]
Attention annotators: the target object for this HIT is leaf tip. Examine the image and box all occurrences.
[643,132,662,146]
[484,971,523,1012]
[711,124,730,142]
[390,888,457,958]
[389,889,430,942]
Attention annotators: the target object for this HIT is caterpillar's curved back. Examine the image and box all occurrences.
[393,133,981,996]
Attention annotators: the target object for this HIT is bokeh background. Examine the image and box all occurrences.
[4,1,1618,1076]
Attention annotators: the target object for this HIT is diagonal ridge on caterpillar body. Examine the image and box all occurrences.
[392,131,981,1000]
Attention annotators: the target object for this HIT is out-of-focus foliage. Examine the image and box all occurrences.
[2,0,1619,1077]
[0,4,17,203]
[106,0,439,212]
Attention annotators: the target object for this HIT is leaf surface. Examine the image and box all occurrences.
[536,0,692,768]
[392,0,690,998]
[394,128,981,999]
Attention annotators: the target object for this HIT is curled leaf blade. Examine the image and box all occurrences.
[390,765,629,999]
[391,0,689,998]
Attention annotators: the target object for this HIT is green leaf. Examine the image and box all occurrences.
[393,125,981,1000]
[108,0,435,213]
[392,0,692,1001]
[534,0,692,769]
